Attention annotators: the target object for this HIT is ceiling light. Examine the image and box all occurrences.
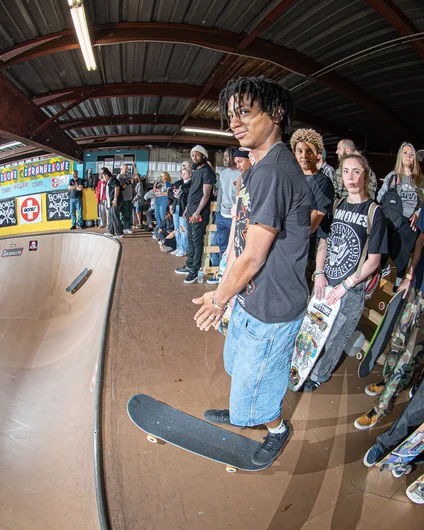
[182,127,234,137]
[0,141,24,151]
[67,0,97,71]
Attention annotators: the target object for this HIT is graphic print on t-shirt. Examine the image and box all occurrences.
[234,184,255,296]
[398,185,418,218]
[325,203,369,283]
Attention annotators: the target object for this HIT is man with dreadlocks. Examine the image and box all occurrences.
[193,76,311,466]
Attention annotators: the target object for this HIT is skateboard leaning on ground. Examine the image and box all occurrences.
[289,286,341,391]
[127,394,272,473]
[406,473,424,504]
[376,422,424,477]
[358,289,406,378]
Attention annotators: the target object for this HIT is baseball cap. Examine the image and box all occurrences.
[233,149,250,159]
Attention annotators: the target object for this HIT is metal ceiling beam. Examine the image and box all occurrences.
[74,133,238,148]
[0,22,412,136]
[60,115,222,130]
[30,90,96,138]
[58,110,353,140]
[0,73,82,161]
[33,83,220,107]
[365,0,424,60]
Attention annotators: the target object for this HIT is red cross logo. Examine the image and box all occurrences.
[21,197,40,222]
[52,177,59,188]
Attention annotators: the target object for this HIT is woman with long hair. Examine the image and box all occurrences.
[377,142,424,288]
[153,172,172,228]
[169,167,192,257]
[304,152,388,392]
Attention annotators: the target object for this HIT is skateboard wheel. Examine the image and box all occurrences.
[378,302,386,311]
[356,352,363,361]
[225,466,237,473]
[147,435,158,444]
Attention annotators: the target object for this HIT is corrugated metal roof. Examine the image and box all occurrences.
[0,0,423,155]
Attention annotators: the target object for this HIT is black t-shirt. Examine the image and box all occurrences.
[234,143,311,323]
[324,199,388,286]
[186,164,216,213]
[307,172,335,239]
[106,177,123,204]
[69,177,84,199]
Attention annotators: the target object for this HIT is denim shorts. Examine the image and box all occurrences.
[134,203,143,213]
[224,301,303,426]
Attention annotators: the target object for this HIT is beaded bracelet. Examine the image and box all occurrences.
[313,270,325,278]
[212,299,227,311]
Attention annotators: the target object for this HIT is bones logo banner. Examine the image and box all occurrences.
[46,191,70,221]
[0,198,17,227]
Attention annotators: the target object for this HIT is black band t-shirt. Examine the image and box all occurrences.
[69,178,84,199]
[186,164,216,213]
[234,143,311,323]
[324,199,388,286]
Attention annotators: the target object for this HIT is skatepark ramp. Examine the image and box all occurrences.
[0,232,120,530]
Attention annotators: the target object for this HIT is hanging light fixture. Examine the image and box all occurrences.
[67,0,97,71]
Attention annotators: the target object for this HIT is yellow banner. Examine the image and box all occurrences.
[0,157,73,187]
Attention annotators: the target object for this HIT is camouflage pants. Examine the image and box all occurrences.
[374,288,424,416]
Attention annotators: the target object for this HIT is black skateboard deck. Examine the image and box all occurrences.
[66,268,92,294]
[359,289,406,378]
[127,394,271,472]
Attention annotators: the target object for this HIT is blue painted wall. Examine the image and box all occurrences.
[83,149,149,176]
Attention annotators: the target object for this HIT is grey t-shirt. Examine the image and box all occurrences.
[118,173,134,201]
[216,168,240,217]
[377,171,423,219]
[234,143,311,323]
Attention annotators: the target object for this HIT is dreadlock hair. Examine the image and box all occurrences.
[219,76,294,134]
[290,128,324,155]
[224,146,237,168]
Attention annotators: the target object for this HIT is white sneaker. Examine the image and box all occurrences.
[124,229,133,234]
[98,224,104,228]
[152,235,157,240]
[176,250,187,257]
[113,234,124,239]
[170,250,180,255]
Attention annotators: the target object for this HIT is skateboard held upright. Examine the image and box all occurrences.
[289,286,340,391]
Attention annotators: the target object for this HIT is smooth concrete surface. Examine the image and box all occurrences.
[0,232,120,530]
[103,231,424,530]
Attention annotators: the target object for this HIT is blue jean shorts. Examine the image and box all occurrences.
[224,301,303,426]
[134,203,143,213]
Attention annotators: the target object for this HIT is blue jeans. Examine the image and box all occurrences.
[173,205,188,253]
[216,211,232,259]
[154,196,168,228]
[210,230,219,266]
[224,301,302,426]
[70,198,83,228]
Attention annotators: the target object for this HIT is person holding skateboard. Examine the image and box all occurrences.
[303,152,387,392]
[192,76,311,466]
[355,207,424,430]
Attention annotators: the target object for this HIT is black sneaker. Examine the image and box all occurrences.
[303,380,321,392]
[203,409,232,424]
[175,266,191,275]
[184,270,198,283]
[252,424,290,465]
[70,226,76,230]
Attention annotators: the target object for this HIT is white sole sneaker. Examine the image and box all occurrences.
[364,385,385,397]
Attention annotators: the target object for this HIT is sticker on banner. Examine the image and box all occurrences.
[18,195,42,224]
[2,248,23,257]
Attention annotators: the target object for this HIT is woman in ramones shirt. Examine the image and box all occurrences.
[304,152,388,392]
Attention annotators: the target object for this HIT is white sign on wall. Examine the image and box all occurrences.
[18,194,42,224]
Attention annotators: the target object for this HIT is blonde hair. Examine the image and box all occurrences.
[161,172,171,183]
[181,167,193,177]
[340,151,371,197]
[394,142,423,186]
[290,128,324,155]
